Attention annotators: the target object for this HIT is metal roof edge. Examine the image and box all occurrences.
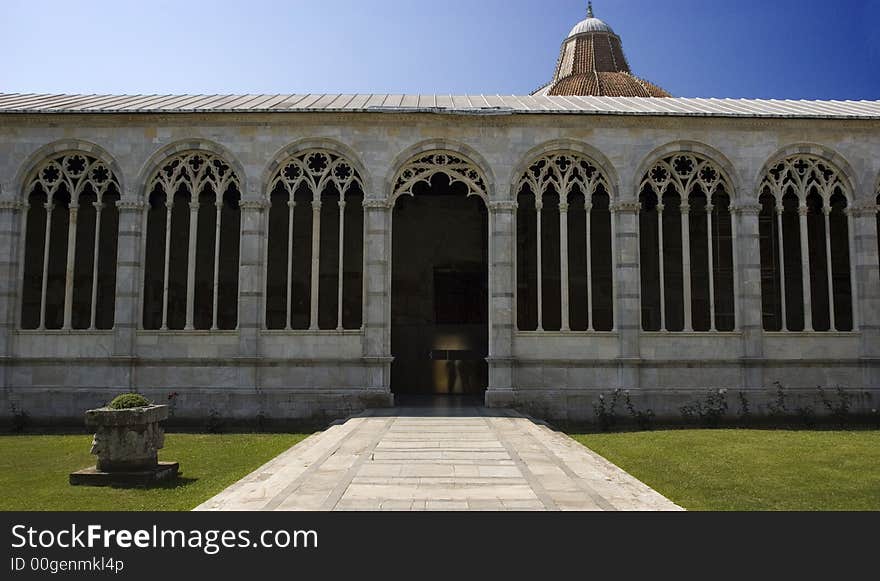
[0,93,879,120]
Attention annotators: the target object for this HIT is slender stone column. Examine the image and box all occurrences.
[535,198,544,331]
[730,201,742,331]
[486,200,517,407]
[823,205,836,331]
[160,199,173,330]
[184,199,199,330]
[62,201,79,330]
[89,201,104,330]
[210,197,223,331]
[706,203,717,331]
[337,198,347,330]
[285,200,295,329]
[585,202,594,331]
[238,199,266,358]
[309,199,322,330]
[559,198,570,331]
[609,202,619,331]
[734,203,765,389]
[681,202,693,332]
[656,203,666,331]
[798,204,814,331]
[38,202,54,330]
[776,204,788,331]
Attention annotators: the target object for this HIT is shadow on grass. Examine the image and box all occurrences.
[72,475,200,491]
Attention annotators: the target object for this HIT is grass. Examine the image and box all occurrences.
[571,430,880,511]
[0,432,310,511]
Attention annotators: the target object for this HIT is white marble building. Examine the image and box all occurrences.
[1,10,878,424]
[0,95,880,419]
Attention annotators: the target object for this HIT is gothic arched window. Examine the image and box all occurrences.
[638,153,736,332]
[516,153,613,332]
[21,153,120,330]
[758,155,853,332]
[265,149,364,330]
[142,152,241,330]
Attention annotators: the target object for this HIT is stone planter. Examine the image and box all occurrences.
[70,404,179,486]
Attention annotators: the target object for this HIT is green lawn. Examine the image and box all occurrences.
[571,430,880,511]
[0,433,310,511]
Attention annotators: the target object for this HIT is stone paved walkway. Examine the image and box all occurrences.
[194,407,682,511]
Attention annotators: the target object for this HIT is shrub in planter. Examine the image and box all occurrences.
[107,393,151,410]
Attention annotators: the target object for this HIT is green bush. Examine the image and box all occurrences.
[107,393,152,410]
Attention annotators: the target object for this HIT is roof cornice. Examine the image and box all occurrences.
[0,94,878,120]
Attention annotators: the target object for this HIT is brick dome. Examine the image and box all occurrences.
[534,3,671,98]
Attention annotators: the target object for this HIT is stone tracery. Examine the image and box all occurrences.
[270,150,362,199]
[394,152,487,200]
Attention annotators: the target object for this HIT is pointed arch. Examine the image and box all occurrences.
[20,146,122,331]
[263,144,365,331]
[756,147,856,333]
[637,147,737,333]
[513,149,615,332]
[387,145,491,396]
[141,146,242,331]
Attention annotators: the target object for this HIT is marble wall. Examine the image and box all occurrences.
[0,111,877,422]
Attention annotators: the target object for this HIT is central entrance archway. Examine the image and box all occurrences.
[390,153,489,398]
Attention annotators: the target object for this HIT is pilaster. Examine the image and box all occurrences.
[613,201,641,390]
[851,203,879,363]
[486,200,517,406]
[111,200,143,391]
[362,198,392,392]
[0,200,23,388]
[734,203,765,389]
[236,198,266,394]
[238,199,266,358]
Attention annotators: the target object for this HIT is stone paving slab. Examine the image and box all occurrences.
[194,407,683,512]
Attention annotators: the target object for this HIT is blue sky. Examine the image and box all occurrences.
[1,0,877,99]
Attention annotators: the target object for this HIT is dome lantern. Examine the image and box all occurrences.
[534,3,671,98]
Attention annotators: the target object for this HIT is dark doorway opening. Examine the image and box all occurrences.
[391,173,488,398]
